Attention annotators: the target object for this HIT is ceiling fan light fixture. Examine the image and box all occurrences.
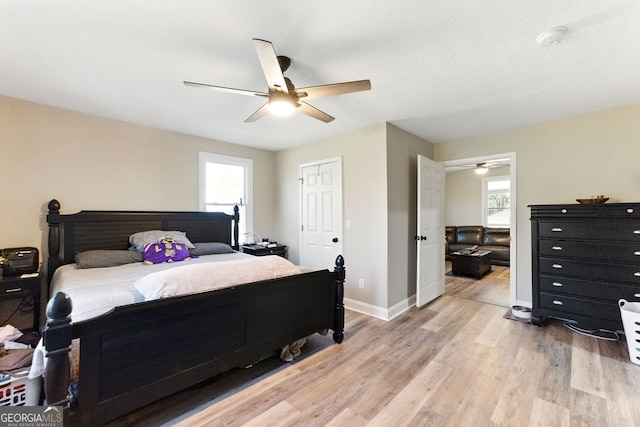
[268,92,296,117]
[475,163,489,175]
[268,99,295,116]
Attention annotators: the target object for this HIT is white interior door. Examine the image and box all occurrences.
[300,158,343,270]
[416,155,445,307]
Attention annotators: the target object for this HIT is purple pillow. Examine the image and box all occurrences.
[143,242,194,265]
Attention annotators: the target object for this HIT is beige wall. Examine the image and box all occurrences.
[0,96,277,266]
[275,124,390,310]
[445,166,510,226]
[435,102,640,305]
[274,123,433,317]
[386,123,434,308]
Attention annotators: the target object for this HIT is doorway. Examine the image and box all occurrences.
[441,152,517,309]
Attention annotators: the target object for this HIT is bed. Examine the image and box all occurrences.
[40,199,345,426]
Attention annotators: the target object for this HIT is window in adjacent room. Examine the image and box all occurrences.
[199,152,253,241]
[483,175,510,227]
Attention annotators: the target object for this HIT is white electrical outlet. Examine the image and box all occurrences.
[346,219,352,230]
[358,278,365,288]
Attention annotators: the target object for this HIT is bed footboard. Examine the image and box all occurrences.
[43,256,345,426]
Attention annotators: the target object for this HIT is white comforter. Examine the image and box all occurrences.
[50,252,301,323]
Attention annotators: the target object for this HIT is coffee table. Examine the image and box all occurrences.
[450,249,492,278]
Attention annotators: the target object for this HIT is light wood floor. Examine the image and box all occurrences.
[111,265,640,426]
[444,261,510,308]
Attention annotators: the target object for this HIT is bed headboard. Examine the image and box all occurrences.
[46,199,239,285]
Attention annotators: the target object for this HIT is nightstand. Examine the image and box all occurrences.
[0,273,41,332]
[241,244,287,258]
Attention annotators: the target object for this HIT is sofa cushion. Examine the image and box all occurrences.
[483,228,510,246]
[445,226,457,245]
[455,226,484,246]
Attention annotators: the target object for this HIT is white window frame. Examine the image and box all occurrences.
[482,175,511,228]
[199,152,253,241]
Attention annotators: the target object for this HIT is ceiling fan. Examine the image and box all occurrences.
[183,38,371,123]
[475,158,510,174]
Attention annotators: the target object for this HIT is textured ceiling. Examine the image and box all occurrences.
[2,1,639,151]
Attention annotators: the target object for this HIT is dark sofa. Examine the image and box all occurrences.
[445,226,510,266]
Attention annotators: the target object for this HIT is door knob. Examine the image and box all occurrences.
[332,237,339,243]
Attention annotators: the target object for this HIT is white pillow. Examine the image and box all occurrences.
[134,255,301,300]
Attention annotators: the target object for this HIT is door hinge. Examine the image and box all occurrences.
[301,224,304,231]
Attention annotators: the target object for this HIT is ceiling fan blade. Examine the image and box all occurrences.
[296,79,371,100]
[298,102,335,123]
[244,103,270,123]
[252,38,289,93]
[183,81,267,97]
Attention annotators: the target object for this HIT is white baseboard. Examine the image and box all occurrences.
[344,295,416,321]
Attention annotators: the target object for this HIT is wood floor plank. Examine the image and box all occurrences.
[366,361,451,426]
[527,397,570,427]
[474,307,512,347]
[323,408,368,427]
[242,401,301,427]
[570,333,606,398]
[534,327,572,409]
[444,346,510,426]
[569,389,609,427]
[491,347,546,425]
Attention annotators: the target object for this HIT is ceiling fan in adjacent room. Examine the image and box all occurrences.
[474,159,510,174]
[183,38,371,123]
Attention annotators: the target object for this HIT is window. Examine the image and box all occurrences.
[483,176,510,227]
[199,152,253,241]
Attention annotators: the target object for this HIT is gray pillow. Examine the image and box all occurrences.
[129,230,195,252]
[75,250,143,269]
[189,242,235,256]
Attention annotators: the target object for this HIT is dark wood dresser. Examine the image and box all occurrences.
[530,203,640,332]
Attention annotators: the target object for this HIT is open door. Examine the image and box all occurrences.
[416,155,445,307]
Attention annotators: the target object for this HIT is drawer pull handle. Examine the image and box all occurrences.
[635,293,640,298]
[628,209,635,214]
[552,246,562,251]
[635,272,640,277]
[634,230,640,235]
[552,228,563,232]
[561,209,567,214]
[552,264,563,269]
[4,288,22,293]
[552,282,563,287]
[635,251,640,256]
[553,300,564,306]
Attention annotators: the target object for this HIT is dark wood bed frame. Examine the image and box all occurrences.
[42,199,345,426]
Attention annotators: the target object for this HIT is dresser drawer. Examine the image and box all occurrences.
[538,239,640,263]
[539,274,640,302]
[530,205,594,218]
[539,257,640,284]
[595,204,640,219]
[538,221,640,242]
[0,282,35,298]
[539,292,621,322]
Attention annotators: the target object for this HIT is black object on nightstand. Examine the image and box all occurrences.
[241,244,287,258]
[0,273,41,332]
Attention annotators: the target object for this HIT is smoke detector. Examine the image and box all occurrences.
[536,26,568,47]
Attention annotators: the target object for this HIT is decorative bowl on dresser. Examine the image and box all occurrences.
[529,203,640,335]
